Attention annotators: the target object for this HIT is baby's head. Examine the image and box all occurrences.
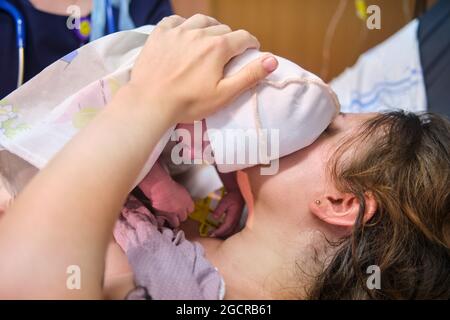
[206,49,340,175]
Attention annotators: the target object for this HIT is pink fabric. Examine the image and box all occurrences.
[114,196,224,300]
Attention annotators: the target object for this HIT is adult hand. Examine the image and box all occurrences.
[128,14,279,124]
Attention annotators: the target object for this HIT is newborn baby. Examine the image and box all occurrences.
[137,120,244,238]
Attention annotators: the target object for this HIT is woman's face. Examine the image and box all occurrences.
[245,112,378,231]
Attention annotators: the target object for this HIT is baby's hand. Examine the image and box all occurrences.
[139,161,194,228]
[149,180,194,228]
[210,190,245,238]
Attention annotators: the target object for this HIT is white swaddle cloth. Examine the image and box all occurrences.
[0,25,339,189]
[207,49,339,173]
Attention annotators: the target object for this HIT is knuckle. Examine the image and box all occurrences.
[209,16,220,24]
[192,13,208,22]
[159,15,185,29]
[202,16,212,25]
[157,17,169,27]
[167,26,182,37]
[221,24,232,33]
[189,28,205,40]
[237,29,251,37]
[213,36,229,51]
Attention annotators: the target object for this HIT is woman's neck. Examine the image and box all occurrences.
[207,230,284,299]
[204,206,316,299]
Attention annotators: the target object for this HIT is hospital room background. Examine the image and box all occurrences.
[173,0,448,117]
[173,0,430,80]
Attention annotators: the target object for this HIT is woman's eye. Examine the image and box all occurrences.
[321,128,330,137]
[323,125,336,135]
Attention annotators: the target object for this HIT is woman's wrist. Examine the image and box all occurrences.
[112,84,180,128]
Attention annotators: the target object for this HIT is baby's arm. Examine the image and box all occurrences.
[211,170,245,238]
[174,120,245,237]
[178,120,245,237]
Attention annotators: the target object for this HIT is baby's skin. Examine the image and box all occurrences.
[0,182,12,219]
[137,120,245,238]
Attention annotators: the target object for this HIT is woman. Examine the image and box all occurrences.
[202,110,450,299]
[0,14,449,299]
[106,110,450,300]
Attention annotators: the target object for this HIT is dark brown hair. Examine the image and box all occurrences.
[309,111,450,299]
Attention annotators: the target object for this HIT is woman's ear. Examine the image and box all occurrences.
[309,191,377,227]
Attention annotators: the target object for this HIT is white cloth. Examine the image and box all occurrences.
[0,26,165,187]
[331,20,427,113]
[0,25,339,189]
[207,49,339,172]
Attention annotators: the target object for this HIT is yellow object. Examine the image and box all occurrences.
[189,188,225,237]
[355,0,368,20]
[79,20,92,38]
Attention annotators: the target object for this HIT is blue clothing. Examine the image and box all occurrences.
[0,0,172,98]
[418,0,450,118]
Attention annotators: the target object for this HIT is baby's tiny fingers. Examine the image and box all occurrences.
[211,213,240,238]
[212,201,228,219]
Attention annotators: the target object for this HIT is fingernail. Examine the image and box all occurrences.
[262,56,278,73]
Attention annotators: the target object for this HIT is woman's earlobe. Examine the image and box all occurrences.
[309,192,377,227]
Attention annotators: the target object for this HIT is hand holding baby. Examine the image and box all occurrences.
[127,14,278,124]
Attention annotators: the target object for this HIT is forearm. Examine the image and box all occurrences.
[0,13,276,299]
[0,86,175,298]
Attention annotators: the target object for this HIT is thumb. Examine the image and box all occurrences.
[212,197,231,219]
[217,54,278,104]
